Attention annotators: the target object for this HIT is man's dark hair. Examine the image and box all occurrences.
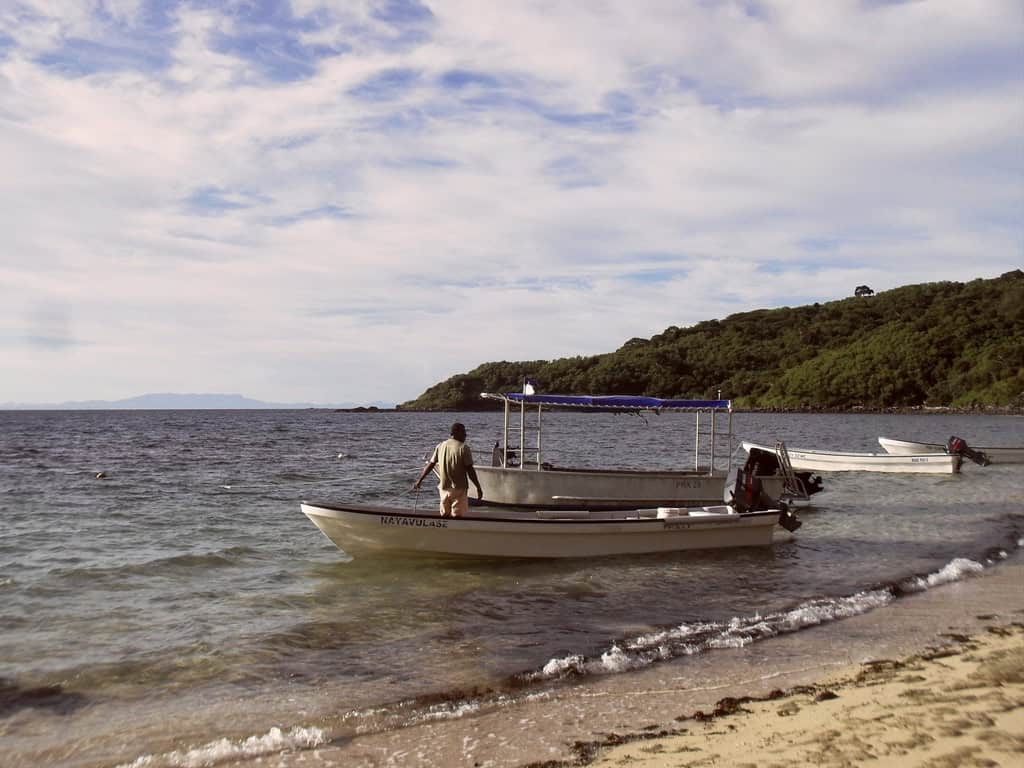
[450,422,466,436]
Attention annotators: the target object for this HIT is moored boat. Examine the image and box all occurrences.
[300,501,796,559]
[878,437,1020,465]
[741,441,962,474]
[474,392,734,510]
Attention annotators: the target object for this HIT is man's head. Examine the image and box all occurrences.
[450,422,466,441]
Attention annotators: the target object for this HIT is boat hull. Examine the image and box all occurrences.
[473,466,728,510]
[301,502,781,559]
[878,437,1024,465]
[742,442,961,474]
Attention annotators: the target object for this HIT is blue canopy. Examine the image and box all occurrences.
[482,393,730,410]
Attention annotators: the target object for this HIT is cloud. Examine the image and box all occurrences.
[0,0,1020,405]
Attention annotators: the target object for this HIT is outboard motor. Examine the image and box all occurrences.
[778,504,802,532]
[734,447,825,502]
[945,436,991,466]
[730,455,802,530]
[729,462,774,513]
[797,472,824,497]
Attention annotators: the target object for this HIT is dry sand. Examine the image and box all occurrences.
[588,624,1024,768]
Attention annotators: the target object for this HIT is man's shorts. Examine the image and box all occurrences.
[439,487,469,517]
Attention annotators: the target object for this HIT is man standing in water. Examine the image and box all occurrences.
[413,422,483,517]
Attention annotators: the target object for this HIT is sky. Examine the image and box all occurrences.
[1,0,1022,406]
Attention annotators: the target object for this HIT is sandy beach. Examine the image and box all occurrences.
[589,624,1024,768]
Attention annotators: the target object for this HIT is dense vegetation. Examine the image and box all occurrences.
[400,271,1024,411]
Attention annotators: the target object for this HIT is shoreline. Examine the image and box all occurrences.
[208,556,1024,768]
[386,405,1024,415]
[583,623,1024,768]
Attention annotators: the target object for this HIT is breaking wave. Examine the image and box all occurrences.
[525,554,990,683]
[116,725,327,768]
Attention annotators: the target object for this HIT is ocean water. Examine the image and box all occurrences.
[0,409,1022,768]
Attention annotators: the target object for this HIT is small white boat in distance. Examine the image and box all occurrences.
[300,501,796,560]
[741,441,961,474]
[878,437,1021,465]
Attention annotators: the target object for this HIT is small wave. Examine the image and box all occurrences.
[50,547,256,584]
[897,557,985,593]
[525,554,998,684]
[116,725,327,768]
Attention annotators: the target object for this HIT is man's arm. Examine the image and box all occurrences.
[414,458,437,489]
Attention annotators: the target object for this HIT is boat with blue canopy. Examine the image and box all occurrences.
[473,392,735,511]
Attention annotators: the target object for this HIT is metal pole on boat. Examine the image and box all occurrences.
[710,408,717,475]
[503,398,510,467]
[694,410,700,471]
[519,397,526,471]
[727,407,734,473]
[536,403,543,469]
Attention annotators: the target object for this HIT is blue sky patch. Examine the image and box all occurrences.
[271,134,319,151]
[200,0,346,82]
[35,35,172,77]
[269,205,354,227]
[538,107,637,132]
[602,90,636,115]
[349,67,421,100]
[371,0,434,25]
[381,155,458,170]
[23,334,81,351]
[182,187,268,216]
[439,69,502,90]
[799,238,842,253]
[619,268,689,284]
[32,0,177,76]
[756,260,824,276]
[508,276,593,292]
[543,155,604,189]
[357,110,429,134]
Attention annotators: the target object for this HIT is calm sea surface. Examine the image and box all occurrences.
[1,409,1022,767]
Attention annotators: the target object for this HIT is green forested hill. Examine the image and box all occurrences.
[400,271,1024,411]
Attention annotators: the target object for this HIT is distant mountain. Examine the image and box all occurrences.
[0,393,395,410]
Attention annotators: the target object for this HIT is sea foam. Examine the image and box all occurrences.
[116,725,327,768]
[527,555,994,683]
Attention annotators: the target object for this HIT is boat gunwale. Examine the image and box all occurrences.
[300,501,780,526]
[878,436,1020,453]
[474,465,727,477]
[741,440,956,461]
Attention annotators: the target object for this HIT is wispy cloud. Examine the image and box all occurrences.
[0,0,1020,405]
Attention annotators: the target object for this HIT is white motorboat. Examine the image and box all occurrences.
[741,441,962,474]
[300,501,796,560]
[474,392,734,510]
[878,437,1020,465]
